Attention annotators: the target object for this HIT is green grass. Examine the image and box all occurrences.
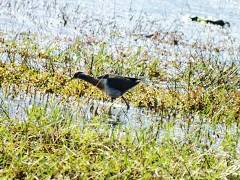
[0,105,239,179]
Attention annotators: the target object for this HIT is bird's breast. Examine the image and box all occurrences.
[101,79,122,98]
[105,86,122,98]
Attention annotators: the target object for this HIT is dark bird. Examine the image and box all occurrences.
[205,20,230,27]
[190,16,199,22]
[190,16,230,27]
[72,72,140,110]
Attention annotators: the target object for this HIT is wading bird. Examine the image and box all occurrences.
[72,72,140,110]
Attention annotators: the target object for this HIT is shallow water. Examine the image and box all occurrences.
[0,0,240,39]
[0,85,153,126]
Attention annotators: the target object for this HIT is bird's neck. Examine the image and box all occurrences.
[80,75,102,89]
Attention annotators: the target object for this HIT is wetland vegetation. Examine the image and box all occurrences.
[0,0,240,179]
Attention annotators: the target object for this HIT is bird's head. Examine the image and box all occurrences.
[224,22,230,27]
[72,71,86,79]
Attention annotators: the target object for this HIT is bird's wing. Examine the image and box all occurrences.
[107,76,140,93]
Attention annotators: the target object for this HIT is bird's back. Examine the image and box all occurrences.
[98,74,140,95]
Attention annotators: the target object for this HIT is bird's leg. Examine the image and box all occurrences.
[122,96,130,110]
[111,97,114,103]
[108,98,115,115]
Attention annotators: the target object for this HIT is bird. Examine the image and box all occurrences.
[205,20,230,27]
[190,16,230,27]
[71,72,140,110]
